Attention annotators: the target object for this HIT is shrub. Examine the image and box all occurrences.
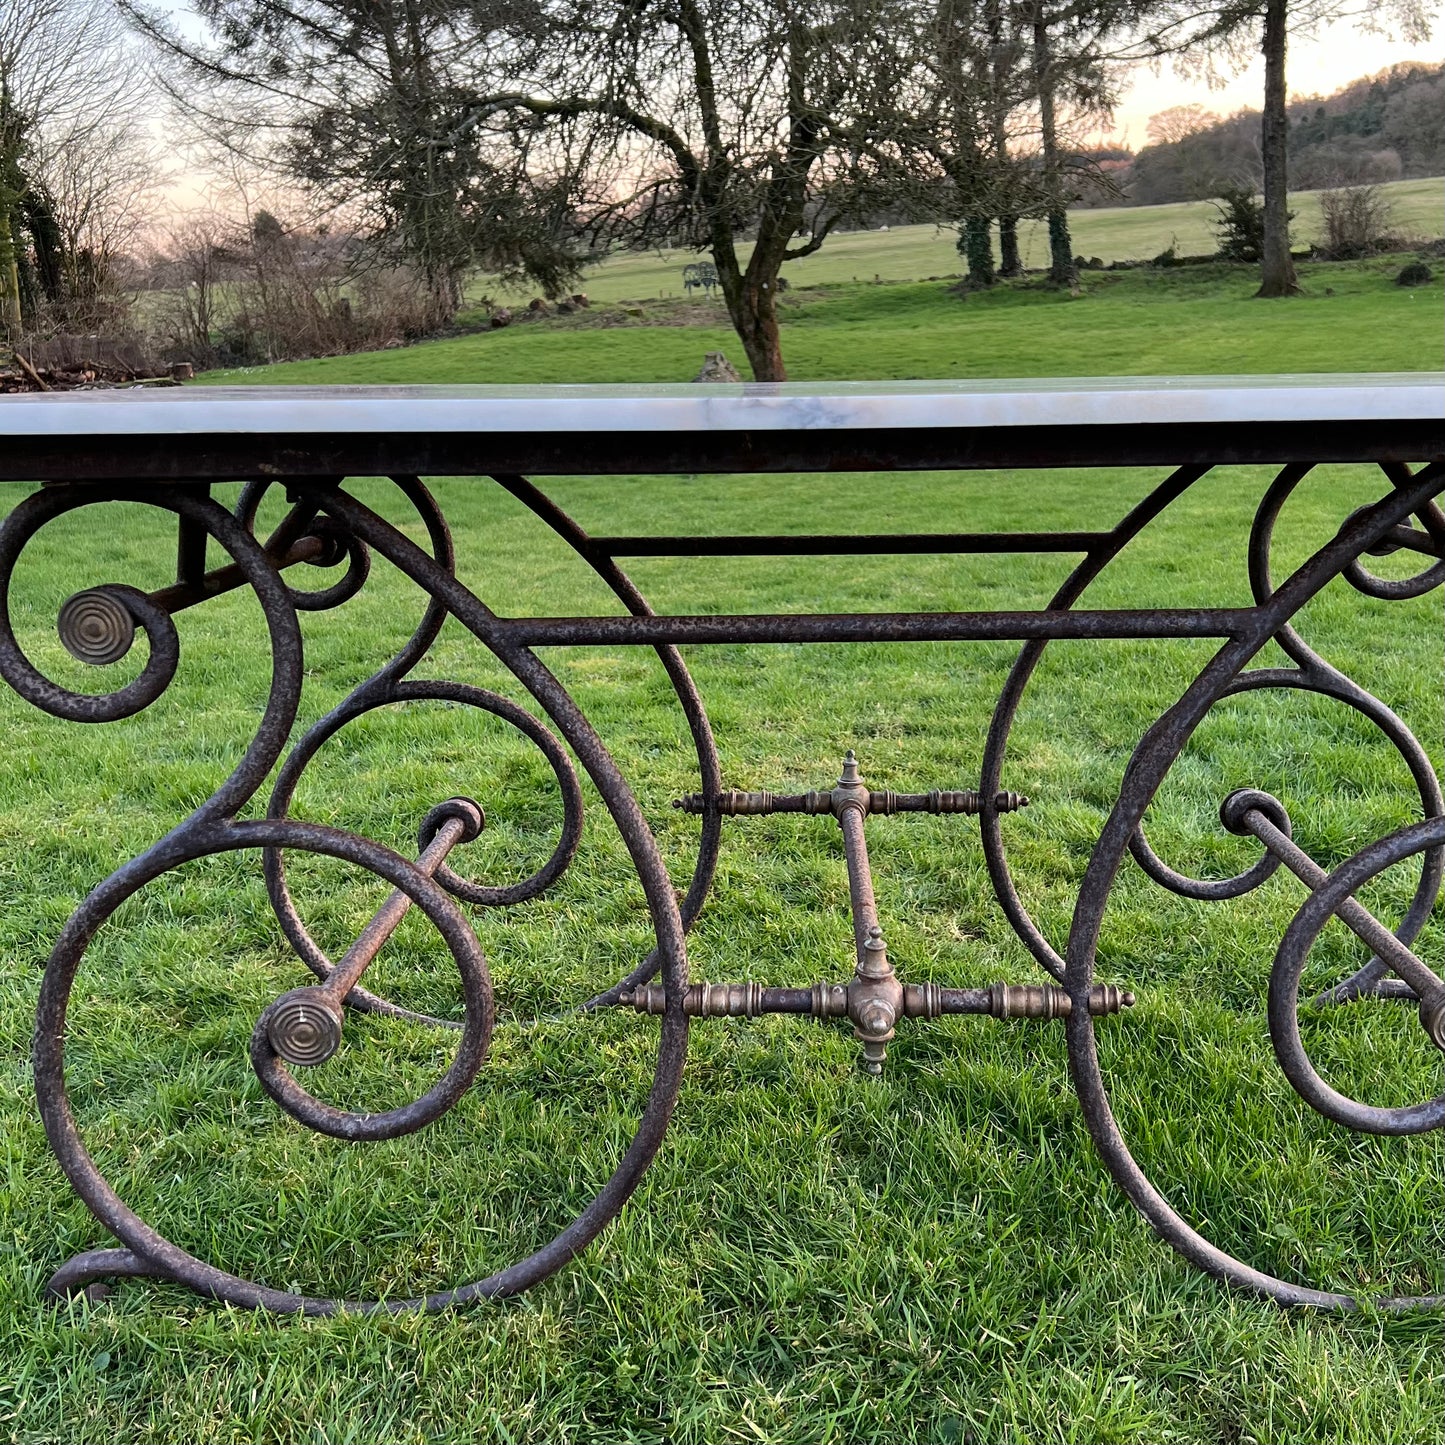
[1396,261,1433,287]
[1211,188,1286,264]
[149,217,445,366]
[1317,184,1395,260]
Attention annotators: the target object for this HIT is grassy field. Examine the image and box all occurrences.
[218,255,1445,387]
[472,176,1445,304]
[2,258,1445,1442]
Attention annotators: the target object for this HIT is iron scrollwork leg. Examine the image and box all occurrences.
[254,477,586,1029]
[282,480,696,1304]
[1121,462,1444,995]
[7,477,692,1313]
[1063,460,1445,1310]
[1263,812,1445,1135]
[983,460,1444,998]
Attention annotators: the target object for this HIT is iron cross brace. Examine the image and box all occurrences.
[625,751,1135,1073]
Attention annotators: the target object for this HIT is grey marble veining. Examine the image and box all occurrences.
[0,374,1439,437]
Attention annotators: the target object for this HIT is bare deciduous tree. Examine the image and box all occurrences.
[1145,101,1217,144]
[123,0,589,328]
[153,211,230,358]
[29,119,163,327]
[1133,103,1248,202]
[0,0,152,334]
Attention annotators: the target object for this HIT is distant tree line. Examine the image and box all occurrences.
[1129,62,1445,206]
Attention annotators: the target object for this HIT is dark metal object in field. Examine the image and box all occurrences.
[681,261,719,297]
[0,378,1442,1316]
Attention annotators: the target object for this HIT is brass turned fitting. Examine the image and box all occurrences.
[987,982,1136,1019]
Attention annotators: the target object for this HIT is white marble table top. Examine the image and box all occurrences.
[0,374,1439,437]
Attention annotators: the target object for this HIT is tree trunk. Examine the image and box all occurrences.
[23,190,65,304]
[1256,0,1300,297]
[998,215,1022,277]
[1046,210,1073,281]
[961,217,997,287]
[724,272,786,381]
[1032,7,1075,287]
[986,0,1021,279]
[0,206,22,337]
[420,265,462,330]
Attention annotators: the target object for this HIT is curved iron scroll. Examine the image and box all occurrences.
[1060,460,1445,1311]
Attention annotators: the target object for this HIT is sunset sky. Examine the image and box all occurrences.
[1108,25,1441,143]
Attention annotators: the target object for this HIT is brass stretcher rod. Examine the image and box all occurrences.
[262,800,483,1068]
[1230,800,1445,1015]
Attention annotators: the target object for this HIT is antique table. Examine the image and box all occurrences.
[1,375,1442,1315]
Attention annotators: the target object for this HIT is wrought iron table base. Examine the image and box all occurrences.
[2,406,1443,1315]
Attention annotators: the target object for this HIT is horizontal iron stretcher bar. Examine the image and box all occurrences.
[619,980,1135,1020]
[588,525,1443,560]
[585,531,1114,556]
[485,608,1258,645]
[73,540,1264,645]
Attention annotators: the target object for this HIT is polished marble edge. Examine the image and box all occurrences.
[0,374,1439,436]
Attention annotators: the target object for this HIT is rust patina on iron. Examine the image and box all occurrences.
[1,375,1443,1315]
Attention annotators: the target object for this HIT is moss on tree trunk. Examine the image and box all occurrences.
[1032,7,1076,288]
[998,215,1022,277]
[962,217,997,287]
[0,209,22,337]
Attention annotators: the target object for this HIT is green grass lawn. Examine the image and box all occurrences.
[3,259,1445,1442]
[216,257,1445,387]
[472,176,1445,304]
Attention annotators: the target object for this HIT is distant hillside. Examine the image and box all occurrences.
[1126,61,1445,206]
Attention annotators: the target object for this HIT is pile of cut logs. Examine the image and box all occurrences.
[1,352,193,393]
